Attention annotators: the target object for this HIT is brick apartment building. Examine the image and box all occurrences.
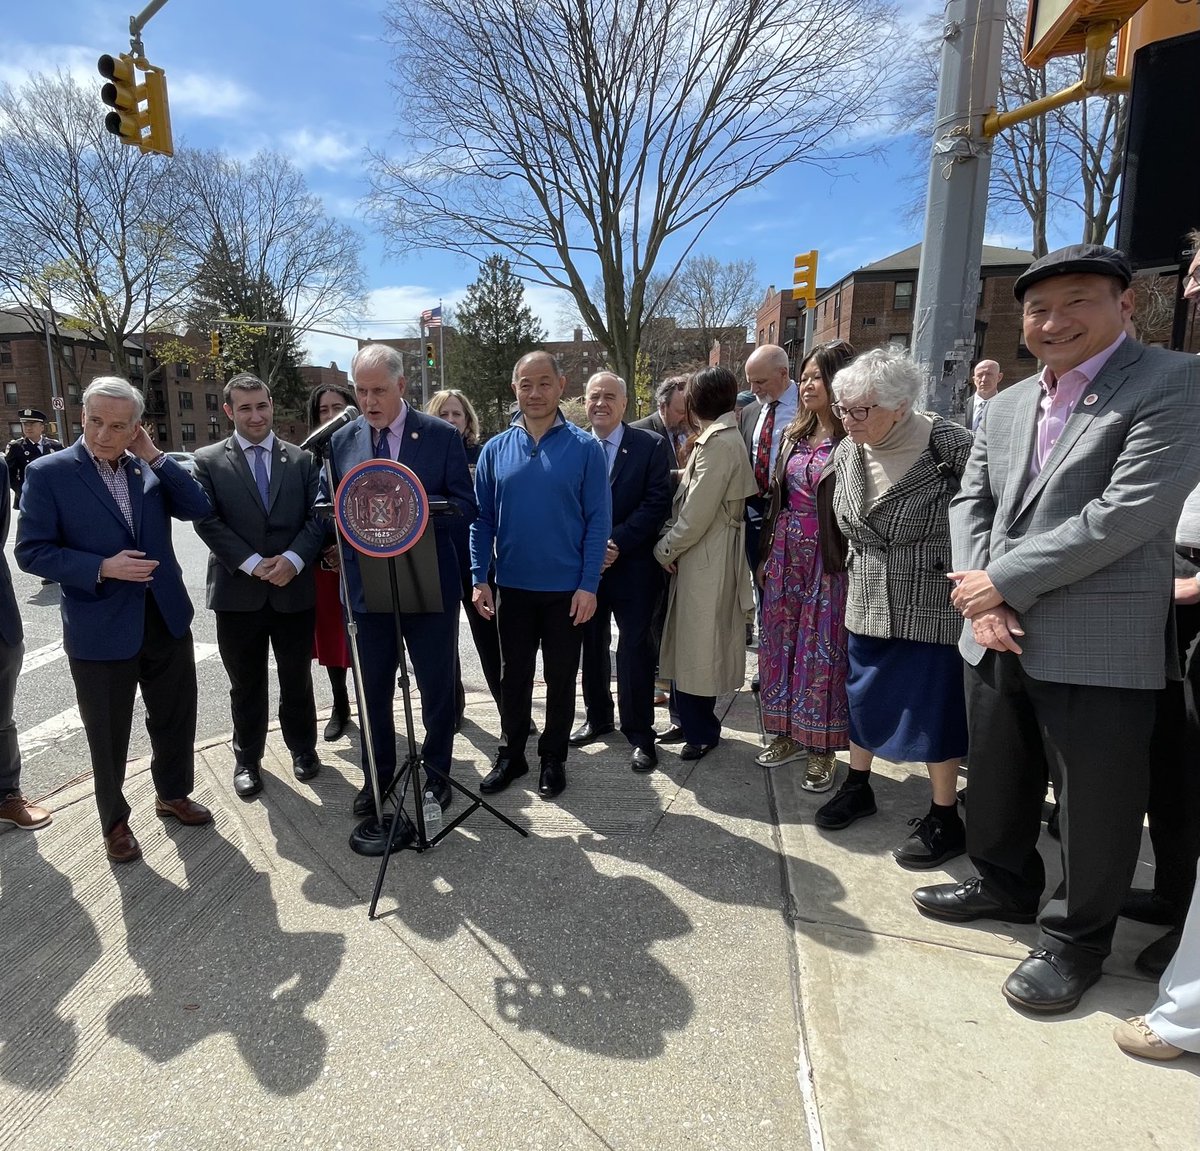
[0,309,349,451]
[755,243,1037,390]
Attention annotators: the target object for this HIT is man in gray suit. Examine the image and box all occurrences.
[194,374,326,799]
[913,244,1200,1014]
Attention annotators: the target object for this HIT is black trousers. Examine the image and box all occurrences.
[70,595,197,836]
[1145,597,1200,920]
[496,586,584,763]
[579,575,659,753]
[965,651,1156,965]
[672,686,720,747]
[458,571,502,711]
[216,604,317,765]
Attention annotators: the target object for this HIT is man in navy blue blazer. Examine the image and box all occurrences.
[15,378,214,863]
[327,344,477,817]
[0,457,52,832]
[570,372,673,771]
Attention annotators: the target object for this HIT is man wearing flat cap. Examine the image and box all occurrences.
[6,409,63,510]
[912,244,1200,1015]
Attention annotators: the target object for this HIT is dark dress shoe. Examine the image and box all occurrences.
[479,755,529,795]
[655,725,685,744]
[631,747,657,773]
[911,876,1037,924]
[1136,927,1182,979]
[104,821,142,864]
[154,796,214,826]
[892,813,966,871]
[323,708,350,742]
[568,721,615,747]
[1121,888,1178,926]
[538,757,566,799]
[352,776,394,818]
[424,772,453,812]
[679,742,717,761]
[1002,949,1100,1014]
[233,765,263,799]
[292,752,321,782]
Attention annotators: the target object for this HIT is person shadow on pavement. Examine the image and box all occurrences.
[105,821,346,1096]
[385,833,695,1059]
[0,832,100,1094]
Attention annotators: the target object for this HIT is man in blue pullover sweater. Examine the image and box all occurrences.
[470,351,611,799]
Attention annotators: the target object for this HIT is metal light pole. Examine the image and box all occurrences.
[911,0,1005,416]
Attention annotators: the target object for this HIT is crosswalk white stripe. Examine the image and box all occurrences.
[19,641,223,760]
[20,639,65,674]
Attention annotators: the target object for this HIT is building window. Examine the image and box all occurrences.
[3,382,16,405]
[0,342,11,365]
[894,281,914,310]
[205,393,219,412]
[862,317,877,327]
[784,317,797,340]
[176,362,191,379]
[8,423,21,439]
[67,383,82,402]
[888,333,911,349]
[1017,340,1036,360]
[768,322,776,344]
[834,295,842,322]
[157,423,169,441]
[71,423,83,438]
[758,328,765,344]
[179,391,194,410]
[181,423,196,442]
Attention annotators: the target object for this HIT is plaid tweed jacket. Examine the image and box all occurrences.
[833,416,972,646]
[951,338,1200,689]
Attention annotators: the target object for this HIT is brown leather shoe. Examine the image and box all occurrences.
[154,796,214,826]
[0,792,52,830]
[104,820,142,863]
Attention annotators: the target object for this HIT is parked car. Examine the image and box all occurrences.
[164,451,197,475]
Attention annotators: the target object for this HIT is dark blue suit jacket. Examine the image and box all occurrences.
[327,407,477,615]
[14,441,211,661]
[0,460,22,648]
[603,423,673,593]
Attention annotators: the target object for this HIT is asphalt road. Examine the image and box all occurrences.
[8,518,494,802]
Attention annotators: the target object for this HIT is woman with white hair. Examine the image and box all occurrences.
[815,347,973,870]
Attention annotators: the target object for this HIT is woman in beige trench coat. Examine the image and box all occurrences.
[654,366,758,760]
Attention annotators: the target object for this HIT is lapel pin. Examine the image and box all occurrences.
[621,447,628,454]
[1083,393,1098,406]
[411,431,419,440]
[133,468,141,476]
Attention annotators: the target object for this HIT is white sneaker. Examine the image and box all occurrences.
[755,736,806,768]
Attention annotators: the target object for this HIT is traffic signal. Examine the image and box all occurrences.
[210,329,223,358]
[97,54,173,157]
[425,342,437,369]
[793,250,818,308]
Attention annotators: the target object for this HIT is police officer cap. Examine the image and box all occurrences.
[1013,243,1132,301]
[19,409,47,422]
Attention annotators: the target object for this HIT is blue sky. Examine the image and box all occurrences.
[7,0,1041,372]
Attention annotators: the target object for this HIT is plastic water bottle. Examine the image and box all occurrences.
[422,790,443,838]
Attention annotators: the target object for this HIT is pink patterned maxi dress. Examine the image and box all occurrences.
[758,439,850,752]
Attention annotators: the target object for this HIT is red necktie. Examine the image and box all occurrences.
[754,401,778,494]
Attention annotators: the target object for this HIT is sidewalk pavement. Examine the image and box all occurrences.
[1,682,1196,1151]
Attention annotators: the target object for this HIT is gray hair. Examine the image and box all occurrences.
[511,350,562,384]
[655,375,687,408]
[351,343,405,383]
[586,370,626,396]
[833,347,924,412]
[82,376,145,420]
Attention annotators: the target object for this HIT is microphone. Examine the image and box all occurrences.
[300,406,359,454]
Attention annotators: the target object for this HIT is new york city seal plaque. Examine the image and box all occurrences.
[334,459,430,558]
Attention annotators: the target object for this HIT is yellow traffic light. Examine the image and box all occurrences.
[210,329,223,358]
[425,342,437,368]
[97,53,173,157]
[793,250,818,308]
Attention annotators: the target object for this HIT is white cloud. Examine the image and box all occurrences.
[168,71,253,118]
[281,128,361,172]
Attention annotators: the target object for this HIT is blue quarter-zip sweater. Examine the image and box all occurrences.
[470,413,611,593]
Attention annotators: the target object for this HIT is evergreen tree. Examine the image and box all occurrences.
[452,256,547,434]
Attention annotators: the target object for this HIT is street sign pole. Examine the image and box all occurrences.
[911,0,1005,416]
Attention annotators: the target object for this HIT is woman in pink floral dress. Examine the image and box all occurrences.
[755,341,856,791]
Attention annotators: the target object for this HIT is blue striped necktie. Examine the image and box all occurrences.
[374,428,391,459]
[251,445,269,506]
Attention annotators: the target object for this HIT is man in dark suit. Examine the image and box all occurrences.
[914,245,1200,1014]
[15,378,213,863]
[328,344,476,817]
[6,408,63,510]
[632,376,689,470]
[0,456,51,832]
[194,374,325,800]
[569,371,673,771]
[964,359,1003,432]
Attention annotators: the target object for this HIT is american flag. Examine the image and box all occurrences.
[421,306,442,328]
